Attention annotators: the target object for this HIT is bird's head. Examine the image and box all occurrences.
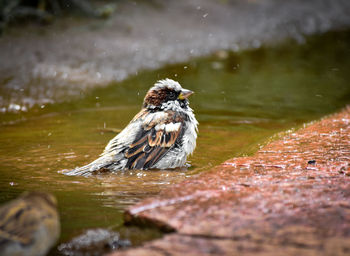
[143,78,194,110]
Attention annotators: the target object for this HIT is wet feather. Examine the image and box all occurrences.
[65,78,198,176]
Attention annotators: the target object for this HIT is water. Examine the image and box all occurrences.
[0,30,350,255]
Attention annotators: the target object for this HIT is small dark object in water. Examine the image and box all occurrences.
[308,160,316,165]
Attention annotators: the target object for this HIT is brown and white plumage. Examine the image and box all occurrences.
[65,78,198,176]
[0,191,60,256]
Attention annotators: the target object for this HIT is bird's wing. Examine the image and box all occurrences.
[124,110,185,169]
[0,199,41,245]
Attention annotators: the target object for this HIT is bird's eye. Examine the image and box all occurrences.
[169,91,177,100]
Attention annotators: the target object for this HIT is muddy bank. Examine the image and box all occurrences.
[1,0,350,111]
[108,107,350,255]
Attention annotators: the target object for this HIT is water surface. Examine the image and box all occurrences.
[0,30,350,255]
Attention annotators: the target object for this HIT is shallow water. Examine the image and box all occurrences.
[0,30,350,255]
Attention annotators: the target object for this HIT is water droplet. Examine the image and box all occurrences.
[203,13,208,18]
[8,103,21,112]
[232,44,240,52]
[252,39,261,48]
[216,50,228,59]
[211,62,223,70]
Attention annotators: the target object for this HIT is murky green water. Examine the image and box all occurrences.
[0,30,350,255]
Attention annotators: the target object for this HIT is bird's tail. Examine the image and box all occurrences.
[63,156,114,177]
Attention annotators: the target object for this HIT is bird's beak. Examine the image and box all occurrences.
[179,89,194,100]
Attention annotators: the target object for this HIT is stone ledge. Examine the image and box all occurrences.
[109,107,350,255]
[111,233,350,256]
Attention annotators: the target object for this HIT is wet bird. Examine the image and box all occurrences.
[0,191,60,256]
[65,78,198,176]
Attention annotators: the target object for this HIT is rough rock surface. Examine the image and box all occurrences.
[109,107,350,255]
[1,0,350,110]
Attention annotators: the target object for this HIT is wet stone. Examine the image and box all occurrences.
[107,233,350,256]
[109,107,350,255]
[58,228,130,256]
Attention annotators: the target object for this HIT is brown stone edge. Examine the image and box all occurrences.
[109,106,350,255]
[123,106,349,231]
[124,210,176,233]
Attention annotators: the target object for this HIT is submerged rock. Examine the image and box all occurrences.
[58,229,130,256]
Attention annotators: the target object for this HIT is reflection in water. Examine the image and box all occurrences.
[94,170,189,209]
[0,30,350,255]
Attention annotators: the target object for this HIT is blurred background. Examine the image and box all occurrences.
[0,0,350,255]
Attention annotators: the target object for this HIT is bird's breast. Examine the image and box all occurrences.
[182,110,198,156]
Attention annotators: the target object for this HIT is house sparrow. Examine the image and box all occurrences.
[65,78,198,176]
[0,191,60,256]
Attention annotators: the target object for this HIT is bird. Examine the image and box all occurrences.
[0,191,60,256]
[65,78,198,176]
